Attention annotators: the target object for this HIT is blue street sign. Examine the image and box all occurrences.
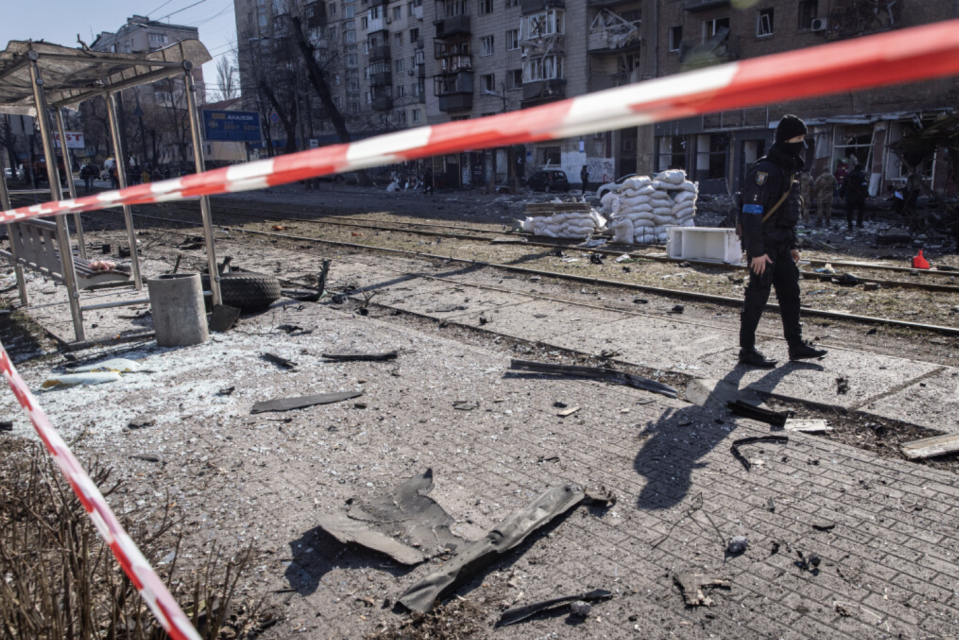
[202,110,262,142]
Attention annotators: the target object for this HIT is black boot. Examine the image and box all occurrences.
[739,348,778,369]
[788,340,827,361]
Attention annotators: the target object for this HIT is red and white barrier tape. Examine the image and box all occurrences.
[0,347,201,640]
[2,18,959,638]
[3,19,959,225]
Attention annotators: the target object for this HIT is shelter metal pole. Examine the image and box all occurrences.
[55,108,87,259]
[182,61,222,306]
[28,52,84,342]
[105,91,143,290]
[0,161,29,306]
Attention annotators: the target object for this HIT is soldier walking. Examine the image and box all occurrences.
[813,167,836,227]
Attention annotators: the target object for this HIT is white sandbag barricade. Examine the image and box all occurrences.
[608,170,698,244]
[520,202,607,239]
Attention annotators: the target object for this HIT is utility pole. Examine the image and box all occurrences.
[134,87,148,169]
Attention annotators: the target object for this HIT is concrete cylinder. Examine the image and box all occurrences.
[147,273,209,347]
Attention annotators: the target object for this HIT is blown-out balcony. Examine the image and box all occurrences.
[434,15,471,38]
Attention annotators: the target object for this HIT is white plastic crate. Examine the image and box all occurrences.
[666,227,743,264]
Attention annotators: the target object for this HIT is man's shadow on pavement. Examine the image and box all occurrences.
[633,358,823,511]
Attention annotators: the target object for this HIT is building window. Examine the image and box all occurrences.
[328,25,337,40]
[397,111,407,124]
[393,5,403,19]
[506,29,519,50]
[537,146,560,165]
[329,2,336,14]
[334,72,341,85]
[481,73,495,93]
[394,32,403,46]
[451,115,470,121]
[344,4,355,17]
[524,9,564,39]
[480,35,494,56]
[798,0,817,29]
[415,48,424,64]
[505,0,518,7]
[259,13,268,27]
[345,29,356,43]
[395,58,406,72]
[412,109,422,123]
[703,17,730,42]
[349,77,360,91]
[668,26,682,51]
[522,55,563,82]
[148,33,169,46]
[361,15,368,27]
[507,69,522,89]
[441,0,468,18]
[478,0,493,14]
[697,133,728,180]
[347,53,358,66]
[410,27,419,42]
[757,8,773,37]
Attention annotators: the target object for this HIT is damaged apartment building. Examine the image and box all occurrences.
[236,0,958,193]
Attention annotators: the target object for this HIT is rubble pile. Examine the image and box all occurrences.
[603,170,698,244]
[519,207,607,239]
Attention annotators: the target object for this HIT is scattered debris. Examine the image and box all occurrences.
[784,418,832,433]
[314,469,462,566]
[863,282,880,292]
[569,601,592,617]
[453,401,479,411]
[73,358,140,373]
[431,304,468,313]
[262,352,296,369]
[217,386,236,396]
[398,483,586,612]
[589,253,605,265]
[834,602,852,617]
[131,454,161,463]
[584,486,617,507]
[509,359,678,399]
[901,433,959,460]
[41,371,122,389]
[727,536,748,555]
[836,376,850,395]
[795,550,822,573]
[730,436,789,471]
[127,416,156,430]
[812,521,836,532]
[209,304,241,332]
[0,421,13,432]
[726,401,788,428]
[250,390,362,414]
[496,590,613,628]
[832,273,860,286]
[668,304,685,315]
[557,406,581,417]
[767,498,776,512]
[615,253,631,263]
[282,288,323,302]
[322,351,398,362]
[674,573,731,607]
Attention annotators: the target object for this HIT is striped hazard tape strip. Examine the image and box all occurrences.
[1,17,958,639]
[0,347,201,640]
[3,19,959,225]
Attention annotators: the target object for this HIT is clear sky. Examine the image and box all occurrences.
[0,0,238,99]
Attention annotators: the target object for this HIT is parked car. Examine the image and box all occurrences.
[526,169,570,193]
[3,168,11,179]
[596,173,638,199]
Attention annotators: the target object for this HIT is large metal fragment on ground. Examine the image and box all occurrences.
[250,390,362,413]
[314,469,462,566]
[496,589,613,627]
[398,483,586,613]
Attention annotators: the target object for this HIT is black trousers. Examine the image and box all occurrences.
[846,200,866,227]
[740,245,802,351]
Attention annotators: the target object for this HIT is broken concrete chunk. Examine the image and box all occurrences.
[262,352,296,369]
[250,390,362,414]
[569,601,592,617]
[584,486,617,508]
[127,416,156,430]
[784,419,832,433]
[557,406,581,417]
[398,483,586,613]
[901,433,959,460]
[42,372,122,389]
[674,573,731,606]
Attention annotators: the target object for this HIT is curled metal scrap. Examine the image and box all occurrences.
[730,436,789,472]
[398,483,587,613]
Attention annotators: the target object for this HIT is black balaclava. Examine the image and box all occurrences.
[775,114,808,158]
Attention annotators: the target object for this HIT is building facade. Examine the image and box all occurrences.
[233,0,958,193]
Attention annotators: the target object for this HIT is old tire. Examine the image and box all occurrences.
[201,272,281,311]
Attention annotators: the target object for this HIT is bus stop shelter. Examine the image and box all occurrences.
[0,39,220,343]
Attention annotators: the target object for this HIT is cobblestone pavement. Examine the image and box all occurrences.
[3,226,959,640]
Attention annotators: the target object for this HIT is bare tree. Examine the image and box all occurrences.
[215,55,239,102]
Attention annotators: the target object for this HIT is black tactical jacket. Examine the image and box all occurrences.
[741,144,804,259]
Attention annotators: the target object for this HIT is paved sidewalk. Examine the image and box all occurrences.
[5,237,959,639]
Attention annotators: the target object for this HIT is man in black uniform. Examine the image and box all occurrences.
[739,115,827,368]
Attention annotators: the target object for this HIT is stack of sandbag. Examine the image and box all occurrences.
[520,208,607,238]
[609,170,697,244]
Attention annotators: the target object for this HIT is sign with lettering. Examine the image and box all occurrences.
[53,131,85,149]
[202,110,262,142]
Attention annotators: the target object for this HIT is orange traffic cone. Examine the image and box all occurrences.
[912,250,930,269]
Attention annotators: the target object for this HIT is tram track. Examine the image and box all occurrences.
[73,206,959,337]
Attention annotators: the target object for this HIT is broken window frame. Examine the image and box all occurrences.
[480,34,495,56]
[757,8,773,37]
[507,68,522,89]
[522,9,565,40]
[522,54,564,82]
[702,16,729,43]
[668,25,682,52]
